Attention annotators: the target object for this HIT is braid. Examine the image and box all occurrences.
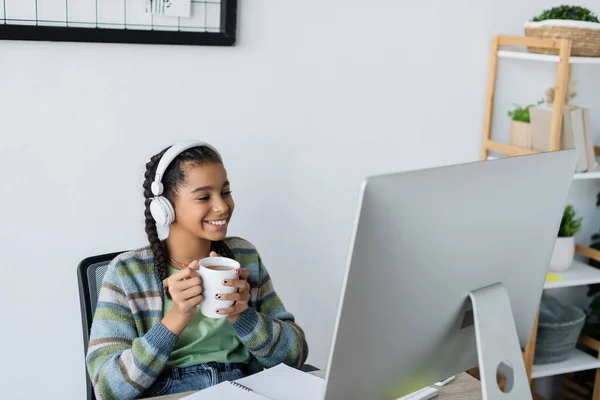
[142,149,171,291]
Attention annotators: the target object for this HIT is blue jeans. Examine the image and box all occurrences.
[144,362,249,398]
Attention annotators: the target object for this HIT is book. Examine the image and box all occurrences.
[582,108,598,172]
[180,363,325,400]
[530,105,591,172]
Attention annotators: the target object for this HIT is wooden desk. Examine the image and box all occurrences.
[149,371,482,399]
[435,373,482,399]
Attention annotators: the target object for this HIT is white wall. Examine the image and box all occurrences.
[1,0,600,398]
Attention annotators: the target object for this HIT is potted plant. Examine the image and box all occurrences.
[550,205,583,272]
[507,101,541,149]
[525,5,600,57]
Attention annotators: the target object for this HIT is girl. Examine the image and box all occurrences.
[85,140,309,399]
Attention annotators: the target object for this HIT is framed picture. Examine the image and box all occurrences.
[0,0,237,46]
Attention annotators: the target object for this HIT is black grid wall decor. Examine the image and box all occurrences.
[0,0,237,46]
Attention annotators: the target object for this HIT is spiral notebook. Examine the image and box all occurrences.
[181,363,324,400]
[180,380,270,399]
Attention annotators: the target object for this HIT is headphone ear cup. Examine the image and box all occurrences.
[150,196,175,226]
[161,196,175,225]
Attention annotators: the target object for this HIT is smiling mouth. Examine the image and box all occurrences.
[204,219,228,226]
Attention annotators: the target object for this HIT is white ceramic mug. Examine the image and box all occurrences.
[198,256,239,318]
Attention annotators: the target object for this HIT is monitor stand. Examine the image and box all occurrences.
[469,283,533,400]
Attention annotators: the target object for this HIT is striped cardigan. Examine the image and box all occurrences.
[85,237,309,400]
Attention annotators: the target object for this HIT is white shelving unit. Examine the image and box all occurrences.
[512,44,600,383]
[480,35,600,397]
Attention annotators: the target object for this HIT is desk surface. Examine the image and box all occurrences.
[150,371,482,400]
[435,373,482,399]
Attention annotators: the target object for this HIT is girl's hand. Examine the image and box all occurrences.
[162,260,203,335]
[168,260,203,317]
[217,268,251,323]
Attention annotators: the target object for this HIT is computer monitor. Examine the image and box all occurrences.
[322,150,578,400]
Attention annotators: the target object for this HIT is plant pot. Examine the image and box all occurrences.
[549,236,575,272]
[524,19,600,57]
[509,120,532,149]
[534,295,586,364]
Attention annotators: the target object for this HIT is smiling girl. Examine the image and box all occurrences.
[85,140,309,399]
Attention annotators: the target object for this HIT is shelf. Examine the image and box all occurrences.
[487,155,600,180]
[574,169,600,181]
[545,260,600,289]
[532,348,600,379]
[498,50,600,65]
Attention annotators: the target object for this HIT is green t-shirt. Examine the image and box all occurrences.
[163,267,250,369]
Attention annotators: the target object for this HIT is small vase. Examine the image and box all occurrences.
[509,120,533,149]
[549,236,575,272]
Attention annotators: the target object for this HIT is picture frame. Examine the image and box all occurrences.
[0,0,238,46]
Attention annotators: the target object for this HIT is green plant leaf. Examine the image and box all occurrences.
[558,204,583,237]
[532,5,599,23]
[507,100,544,122]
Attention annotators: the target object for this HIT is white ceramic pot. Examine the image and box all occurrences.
[549,236,575,272]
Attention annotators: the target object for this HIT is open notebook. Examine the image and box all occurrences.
[180,363,325,400]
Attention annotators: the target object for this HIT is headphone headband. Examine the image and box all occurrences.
[151,140,222,196]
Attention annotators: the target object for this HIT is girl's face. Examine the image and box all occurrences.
[171,161,234,242]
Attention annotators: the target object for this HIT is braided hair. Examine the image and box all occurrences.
[142,144,230,289]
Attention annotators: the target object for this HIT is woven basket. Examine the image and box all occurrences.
[524,19,600,57]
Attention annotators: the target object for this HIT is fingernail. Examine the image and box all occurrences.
[215,294,221,299]
[222,280,228,284]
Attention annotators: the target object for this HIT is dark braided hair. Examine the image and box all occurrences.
[142,144,229,291]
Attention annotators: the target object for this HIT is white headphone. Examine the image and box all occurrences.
[149,139,222,226]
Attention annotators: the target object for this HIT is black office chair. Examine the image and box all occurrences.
[78,250,126,400]
[77,250,317,400]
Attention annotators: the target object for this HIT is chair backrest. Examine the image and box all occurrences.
[77,251,125,400]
